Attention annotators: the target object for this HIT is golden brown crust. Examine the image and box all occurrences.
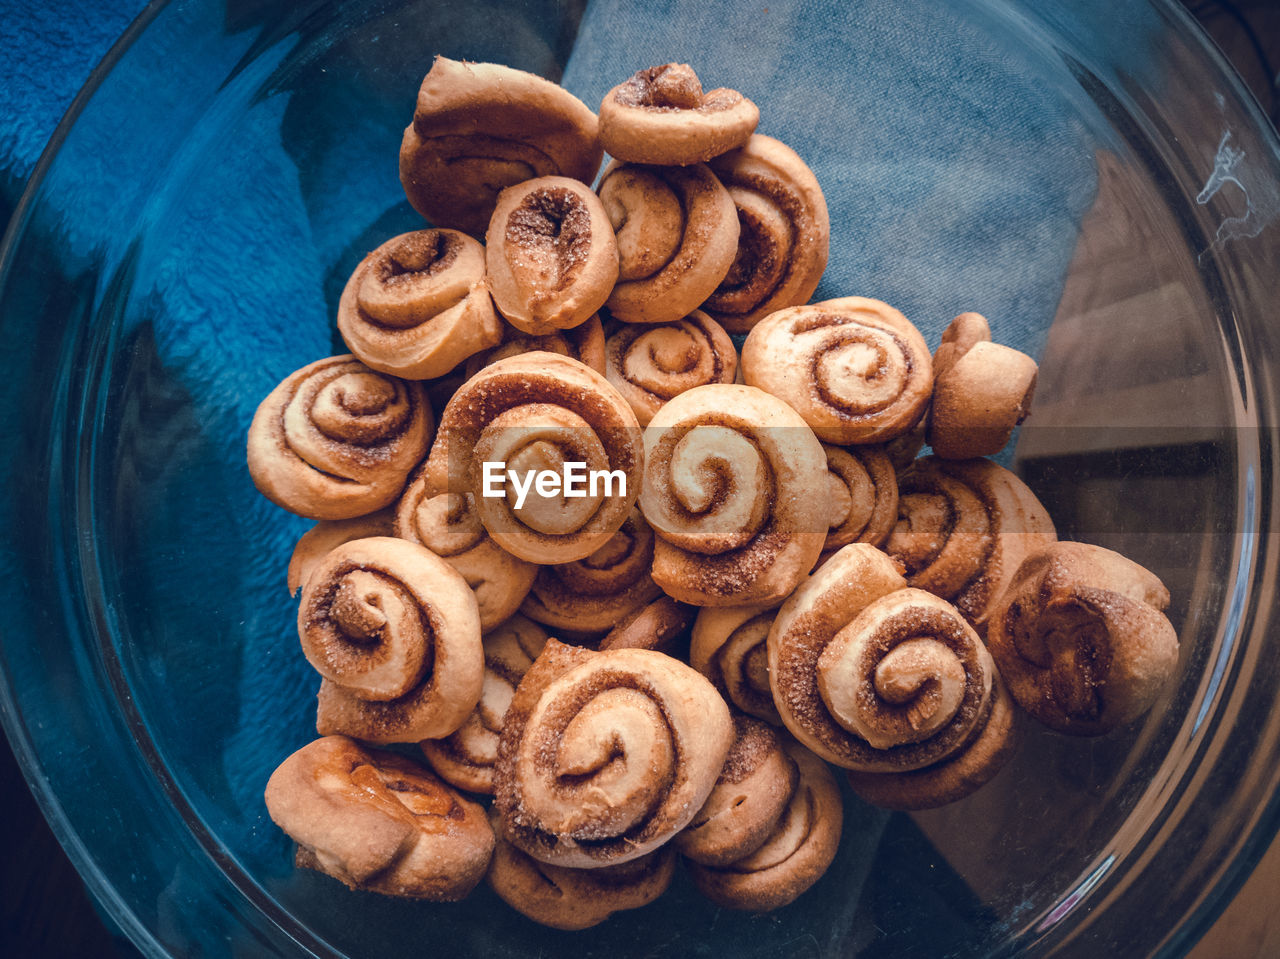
[818,444,898,557]
[598,163,739,324]
[742,297,933,445]
[493,641,733,868]
[884,456,1057,632]
[287,509,395,597]
[927,313,1038,460]
[677,715,798,866]
[686,743,842,911]
[598,64,758,166]
[605,310,738,425]
[264,736,494,900]
[420,615,548,794]
[485,176,619,335]
[639,384,827,607]
[690,605,782,725]
[423,352,644,565]
[299,537,483,743]
[703,135,829,333]
[394,471,536,631]
[985,542,1179,735]
[599,595,696,656]
[487,807,675,930]
[399,57,602,236]
[246,356,433,520]
[336,230,502,380]
[520,509,663,633]
[464,314,606,379]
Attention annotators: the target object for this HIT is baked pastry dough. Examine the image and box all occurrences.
[287,508,394,596]
[486,176,619,335]
[686,743,842,911]
[598,162,739,324]
[420,615,548,794]
[605,310,738,425]
[985,542,1179,735]
[819,443,898,556]
[299,537,483,743]
[493,640,733,868]
[598,595,695,656]
[464,313,606,378]
[598,64,758,166]
[927,312,1038,459]
[423,352,643,564]
[703,135,829,333]
[885,456,1057,632]
[487,808,675,930]
[399,57,602,236]
[247,356,433,520]
[336,229,502,380]
[639,384,827,607]
[265,736,493,900]
[742,297,932,445]
[690,605,781,725]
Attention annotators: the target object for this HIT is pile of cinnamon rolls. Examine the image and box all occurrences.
[249,57,1180,929]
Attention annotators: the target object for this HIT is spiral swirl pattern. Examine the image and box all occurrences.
[494,641,732,868]
[742,297,932,445]
[820,444,898,556]
[702,134,829,333]
[639,384,827,607]
[300,537,483,743]
[287,509,395,597]
[424,352,643,565]
[337,229,502,380]
[598,163,740,324]
[247,356,433,520]
[691,605,782,724]
[399,57,602,236]
[605,310,738,425]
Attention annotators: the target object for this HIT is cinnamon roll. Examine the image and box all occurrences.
[686,743,842,911]
[884,456,1057,632]
[985,542,1179,735]
[639,384,827,607]
[598,163,739,324]
[246,356,433,520]
[423,352,643,565]
[485,176,619,335]
[604,310,738,425]
[336,229,502,380]
[819,444,898,556]
[599,595,695,656]
[399,57,602,237]
[487,808,675,930]
[287,508,394,596]
[493,640,733,868]
[598,64,758,166]
[690,605,781,725]
[521,509,662,633]
[742,297,932,445]
[703,135,829,333]
[265,736,493,900]
[299,537,483,743]
[927,312,1038,460]
[420,615,548,794]
[395,471,537,631]
[677,715,798,867]
[464,314,606,378]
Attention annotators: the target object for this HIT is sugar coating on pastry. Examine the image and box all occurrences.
[605,310,739,426]
[287,508,395,597]
[598,162,740,324]
[400,57,602,236]
[299,536,483,743]
[336,229,502,381]
[246,355,433,520]
[742,296,932,445]
[599,63,758,166]
[691,604,782,725]
[985,541,1178,735]
[818,443,898,557]
[265,736,494,900]
[927,312,1038,460]
[485,176,620,335]
[703,134,829,333]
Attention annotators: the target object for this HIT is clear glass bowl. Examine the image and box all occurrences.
[2,0,1278,955]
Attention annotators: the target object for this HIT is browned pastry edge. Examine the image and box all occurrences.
[690,604,782,725]
[287,508,395,596]
[818,443,898,556]
[464,313,607,379]
[599,595,695,656]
